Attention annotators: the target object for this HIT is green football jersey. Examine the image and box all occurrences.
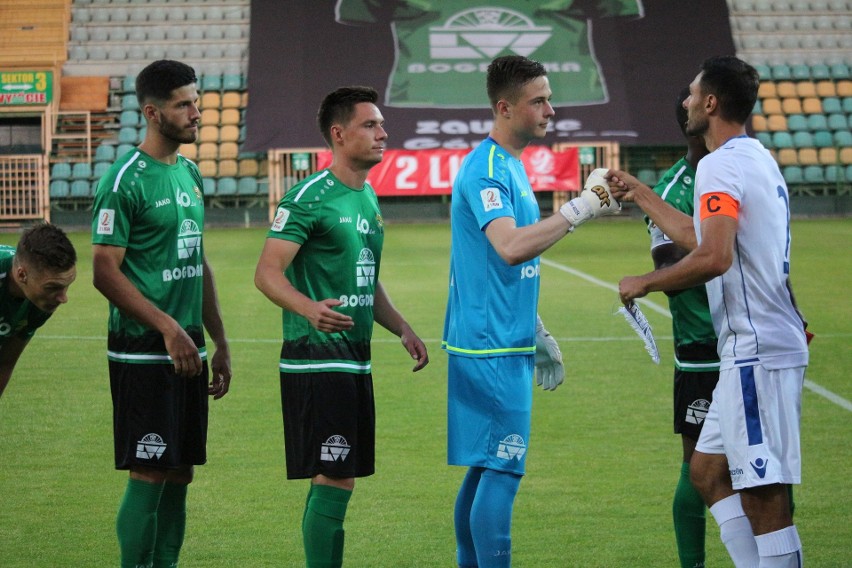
[337,0,642,107]
[0,247,51,344]
[92,149,207,364]
[647,157,719,372]
[267,169,384,374]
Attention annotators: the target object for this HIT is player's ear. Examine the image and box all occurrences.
[496,99,511,119]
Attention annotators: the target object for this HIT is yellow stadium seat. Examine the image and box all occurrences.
[815,80,837,97]
[818,147,838,164]
[781,98,802,114]
[758,82,776,98]
[198,159,217,177]
[220,108,240,125]
[218,159,238,177]
[837,80,852,97]
[258,159,269,176]
[767,115,787,131]
[219,142,239,159]
[221,91,241,109]
[220,125,240,142]
[776,81,797,98]
[199,125,219,143]
[798,148,819,165]
[801,97,822,114]
[241,92,248,107]
[201,92,221,109]
[762,98,782,115]
[198,142,218,159]
[200,108,220,126]
[795,81,817,98]
[840,147,852,164]
[777,148,798,165]
[238,158,259,177]
[179,143,198,160]
[751,115,768,131]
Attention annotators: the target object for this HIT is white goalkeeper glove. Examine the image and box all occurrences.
[559,168,621,230]
[535,315,564,391]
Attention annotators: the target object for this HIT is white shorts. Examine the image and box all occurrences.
[696,364,805,490]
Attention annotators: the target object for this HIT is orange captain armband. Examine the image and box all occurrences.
[700,192,740,221]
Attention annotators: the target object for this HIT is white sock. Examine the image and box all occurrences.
[755,525,802,568]
[709,494,759,568]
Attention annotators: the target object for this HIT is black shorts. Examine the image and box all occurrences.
[280,371,376,480]
[673,368,719,440]
[110,360,209,470]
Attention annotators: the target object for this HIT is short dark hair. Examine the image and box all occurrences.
[676,86,690,136]
[698,56,759,125]
[135,60,197,106]
[15,223,76,272]
[317,86,379,147]
[486,55,547,109]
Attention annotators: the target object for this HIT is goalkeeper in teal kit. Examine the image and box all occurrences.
[443,55,620,567]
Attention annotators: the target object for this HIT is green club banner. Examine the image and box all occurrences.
[0,70,53,106]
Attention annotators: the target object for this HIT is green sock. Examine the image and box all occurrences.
[153,483,188,568]
[302,484,352,568]
[117,478,164,568]
[673,461,706,568]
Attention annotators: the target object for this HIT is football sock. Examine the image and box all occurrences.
[153,482,188,568]
[302,484,351,568]
[709,493,759,568]
[117,478,164,568]
[673,461,706,568]
[454,467,484,568]
[469,469,522,568]
[755,526,802,568]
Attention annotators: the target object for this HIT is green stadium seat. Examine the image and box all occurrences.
[237,177,258,195]
[754,63,771,80]
[217,177,237,195]
[49,180,70,198]
[223,74,243,91]
[122,75,136,92]
[95,144,116,163]
[806,114,828,131]
[810,63,831,80]
[70,180,91,197]
[202,178,216,196]
[637,169,657,186]
[121,94,139,110]
[93,161,111,178]
[771,64,792,80]
[803,165,825,183]
[825,165,844,182]
[830,63,850,79]
[116,143,135,156]
[71,162,92,180]
[51,162,72,180]
[118,127,138,144]
[827,113,849,130]
[756,132,773,148]
[822,97,842,114]
[201,74,222,91]
[772,131,794,148]
[846,164,852,181]
[782,166,804,184]
[834,130,852,147]
[813,130,835,148]
[119,110,140,127]
[787,114,808,131]
[791,64,810,80]
[752,99,762,114]
[791,131,813,148]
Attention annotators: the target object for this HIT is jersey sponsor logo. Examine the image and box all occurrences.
[271,207,290,231]
[338,293,374,308]
[428,8,551,62]
[320,434,350,462]
[356,213,372,235]
[97,208,115,235]
[162,263,203,282]
[496,433,526,461]
[685,398,711,425]
[480,187,503,212]
[520,263,539,280]
[356,248,376,287]
[136,432,166,460]
[750,457,768,479]
[177,219,202,260]
[339,216,352,224]
[155,198,172,208]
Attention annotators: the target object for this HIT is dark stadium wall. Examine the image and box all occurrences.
[244,0,735,152]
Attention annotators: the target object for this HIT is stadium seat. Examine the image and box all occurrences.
[751,115,768,131]
[218,159,238,177]
[842,148,852,164]
[201,74,223,92]
[795,81,817,98]
[837,81,852,97]
[791,64,810,80]
[781,98,802,114]
[95,144,116,163]
[197,160,217,177]
[121,93,140,110]
[167,7,186,21]
[128,28,146,42]
[815,80,837,97]
[70,180,91,198]
[821,97,841,114]
[237,177,258,195]
[636,169,657,186]
[756,131,774,148]
[71,162,92,180]
[772,131,794,148]
[200,108,220,126]
[217,177,237,195]
[783,114,804,131]
[758,82,776,98]
[205,25,225,40]
[202,178,216,196]
[185,45,204,60]
[220,108,240,125]
[843,97,852,113]
[186,6,205,21]
[117,127,136,145]
[803,165,825,183]
[179,143,198,160]
[827,113,848,130]
[798,148,819,165]
[238,158,259,177]
[775,81,796,99]
[129,8,147,23]
[809,63,831,79]
[777,148,798,166]
[198,142,218,160]
[201,92,221,109]
[834,130,852,147]
[221,92,241,109]
[813,130,835,148]
[49,180,71,198]
[791,131,812,148]
[238,125,246,143]
[801,97,822,114]
[116,143,135,156]
[93,161,111,179]
[225,25,244,40]
[771,64,792,80]
[830,63,850,79]
[51,162,72,180]
[805,114,828,131]
[824,165,844,183]
[752,99,763,115]
[223,74,243,91]
[119,110,139,127]
[762,97,782,115]
[818,148,838,164]
[199,126,219,143]
[186,27,204,41]
[220,125,240,143]
[782,166,804,184]
[219,142,239,160]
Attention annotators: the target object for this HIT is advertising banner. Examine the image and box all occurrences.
[0,71,52,106]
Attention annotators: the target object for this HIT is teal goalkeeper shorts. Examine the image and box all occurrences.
[447,354,534,475]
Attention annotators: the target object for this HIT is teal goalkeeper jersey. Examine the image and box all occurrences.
[0,247,51,344]
[267,169,385,374]
[647,157,719,372]
[92,149,207,363]
[336,0,643,108]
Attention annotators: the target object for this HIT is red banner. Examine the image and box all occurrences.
[316,146,579,196]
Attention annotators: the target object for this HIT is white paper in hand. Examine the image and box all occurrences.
[617,303,660,364]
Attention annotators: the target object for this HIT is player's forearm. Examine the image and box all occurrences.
[373,282,414,338]
[254,265,317,318]
[488,214,570,266]
[93,266,182,338]
[640,246,726,295]
[632,187,697,251]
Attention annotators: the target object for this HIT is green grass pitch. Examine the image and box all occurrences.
[0,218,849,566]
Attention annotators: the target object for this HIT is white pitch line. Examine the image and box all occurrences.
[541,257,852,413]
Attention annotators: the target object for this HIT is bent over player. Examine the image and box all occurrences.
[92,59,232,568]
[0,223,76,398]
[612,56,808,567]
[254,86,428,568]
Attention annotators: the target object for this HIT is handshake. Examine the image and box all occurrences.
[559,168,621,230]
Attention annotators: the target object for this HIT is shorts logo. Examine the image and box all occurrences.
[685,398,711,425]
[97,209,115,235]
[356,248,376,287]
[480,188,503,212]
[496,434,526,461]
[750,457,768,479]
[271,207,290,231]
[321,435,351,462]
[136,433,166,460]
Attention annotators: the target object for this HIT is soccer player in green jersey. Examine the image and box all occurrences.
[0,223,76,398]
[254,86,429,568]
[92,60,232,568]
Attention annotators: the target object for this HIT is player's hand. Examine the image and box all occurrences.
[163,324,204,378]
[400,324,429,372]
[619,275,649,305]
[208,341,232,400]
[559,168,621,229]
[604,168,649,204]
[535,316,564,391]
[304,298,354,333]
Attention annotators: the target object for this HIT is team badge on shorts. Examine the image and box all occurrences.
[320,434,351,462]
[685,398,711,425]
[496,434,526,461]
[136,433,167,460]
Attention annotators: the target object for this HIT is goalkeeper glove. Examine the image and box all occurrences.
[559,168,621,230]
[535,315,564,391]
